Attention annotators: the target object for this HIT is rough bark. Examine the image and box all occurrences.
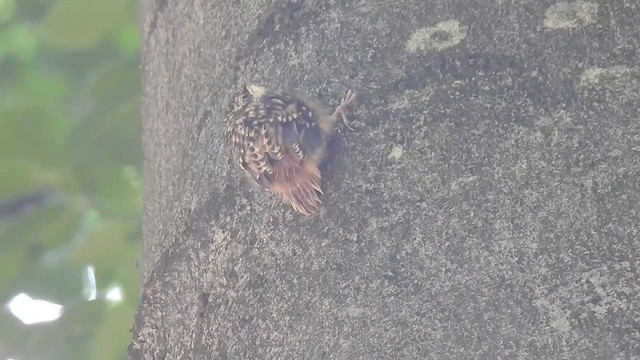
[131,0,640,358]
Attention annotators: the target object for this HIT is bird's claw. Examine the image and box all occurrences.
[332,90,358,132]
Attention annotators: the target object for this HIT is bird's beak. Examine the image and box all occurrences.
[241,68,266,97]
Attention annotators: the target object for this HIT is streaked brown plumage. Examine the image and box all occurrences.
[224,81,357,215]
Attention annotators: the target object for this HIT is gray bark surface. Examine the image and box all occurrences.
[131,0,640,358]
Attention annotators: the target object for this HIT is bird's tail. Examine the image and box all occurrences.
[266,155,324,216]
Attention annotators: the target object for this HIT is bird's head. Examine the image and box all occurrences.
[230,75,267,111]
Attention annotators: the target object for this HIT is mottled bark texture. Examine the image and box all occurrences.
[131,0,640,358]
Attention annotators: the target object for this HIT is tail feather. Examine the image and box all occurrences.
[267,155,323,215]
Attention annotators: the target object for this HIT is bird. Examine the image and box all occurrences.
[224,79,357,215]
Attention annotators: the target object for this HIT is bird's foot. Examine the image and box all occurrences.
[331,90,358,132]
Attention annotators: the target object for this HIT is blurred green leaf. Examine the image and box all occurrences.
[87,57,140,116]
[0,105,72,164]
[17,261,86,302]
[73,220,130,275]
[0,159,61,195]
[0,0,16,24]
[110,22,140,56]
[14,64,70,112]
[42,0,128,50]
[0,21,39,60]
[93,302,135,360]
[2,0,141,358]
[0,201,85,293]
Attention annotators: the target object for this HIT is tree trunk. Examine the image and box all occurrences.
[131,0,640,358]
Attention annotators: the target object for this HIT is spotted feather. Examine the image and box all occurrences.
[224,81,357,215]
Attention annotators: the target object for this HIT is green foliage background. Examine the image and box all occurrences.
[0,0,141,358]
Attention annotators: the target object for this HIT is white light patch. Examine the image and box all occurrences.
[105,286,123,303]
[6,293,63,325]
[82,265,97,301]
